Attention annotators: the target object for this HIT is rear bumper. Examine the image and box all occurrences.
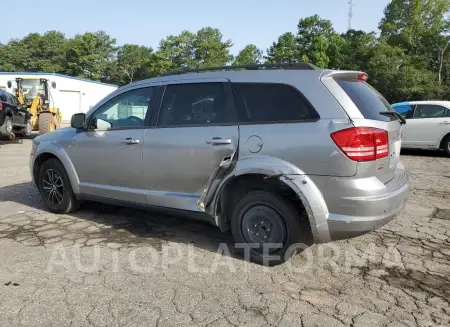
[325,175,409,241]
[282,162,410,243]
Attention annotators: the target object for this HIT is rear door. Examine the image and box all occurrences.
[403,104,449,148]
[323,72,404,184]
[142,79,239,211]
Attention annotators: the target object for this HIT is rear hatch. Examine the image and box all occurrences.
[322,71,404,184]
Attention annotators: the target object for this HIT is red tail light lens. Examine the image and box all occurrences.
[330,127,389,162]
[0,103,3,111]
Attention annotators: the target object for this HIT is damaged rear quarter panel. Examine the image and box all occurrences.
[199,155,331,243]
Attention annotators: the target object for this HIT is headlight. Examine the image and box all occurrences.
[31,141,38,155]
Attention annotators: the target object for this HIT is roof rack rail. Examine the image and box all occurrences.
[161,62,317,76]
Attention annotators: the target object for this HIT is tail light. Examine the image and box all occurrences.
[330,127,389,162]
[0,103,2,111]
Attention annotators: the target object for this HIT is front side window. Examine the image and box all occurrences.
[232,83,319,123]
[158,83,234,127]
[90,87,152,130]
[413,105,446,118]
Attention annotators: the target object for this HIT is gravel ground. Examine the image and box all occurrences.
[0,138,449,327]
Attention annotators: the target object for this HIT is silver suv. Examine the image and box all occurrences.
[30,64,410,264]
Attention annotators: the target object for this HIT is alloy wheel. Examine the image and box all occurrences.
[42,169,64,206]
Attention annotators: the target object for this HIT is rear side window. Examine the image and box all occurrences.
[336,80,395,121]
[232,83,319,123]
[0,93,6,102]
[413,104,446,118]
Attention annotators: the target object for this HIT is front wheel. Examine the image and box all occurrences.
[38,158,80,214]
[443,135,450,157]
[230,191,308,266]
[0,116,13,136]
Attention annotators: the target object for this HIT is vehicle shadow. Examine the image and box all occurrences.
[0,134,37,146]
[401,148,447,157]
[0,181,243,259]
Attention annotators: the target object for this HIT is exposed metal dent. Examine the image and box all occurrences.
[197,151,237,214]
[201,155,332,242]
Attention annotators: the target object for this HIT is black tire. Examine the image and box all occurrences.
[443,135,450,157]
[38,112,55,134]
[38,158,80,214]
[230,191,308,266]
[0,116,13,136]
[15,119,32,137]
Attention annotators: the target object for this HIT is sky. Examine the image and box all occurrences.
[2,0,391,55]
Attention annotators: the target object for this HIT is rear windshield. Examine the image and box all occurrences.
[336,79,395,121]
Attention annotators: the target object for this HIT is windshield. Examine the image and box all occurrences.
[21,80,45,100]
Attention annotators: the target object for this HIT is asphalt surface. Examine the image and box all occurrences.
[0,138,449,327]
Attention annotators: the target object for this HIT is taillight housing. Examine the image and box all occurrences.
[330,127,389,162]
[0,103,3,111]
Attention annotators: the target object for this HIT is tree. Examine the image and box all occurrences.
[296,15,339,68]
[380,0,450,85]
[233,44,262,65]
[193,27,233,67]
[265,32,299,63]
[158,31,197,69]
[115,44,153,83]
[65,31,117,81]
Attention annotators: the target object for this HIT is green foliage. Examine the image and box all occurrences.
[65,31,117,81]
[233,44,262,65]
[1,2,449,101]
[266,32,299,63]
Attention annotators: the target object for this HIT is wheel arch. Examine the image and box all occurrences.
[439,132,450,150]
[206,155,330,243]
[33,144,80,194]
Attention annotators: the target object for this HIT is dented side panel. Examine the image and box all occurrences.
[142,125,239,211]
[202,155,331,243]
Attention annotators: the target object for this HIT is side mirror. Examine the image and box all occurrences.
[51,81,56,89]
[71,113,86,129]
[7,81,12,88]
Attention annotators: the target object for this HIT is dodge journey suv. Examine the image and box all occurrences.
[30,63,410,264]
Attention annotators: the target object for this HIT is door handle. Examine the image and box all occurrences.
[206,137,232,145]
[440,121,450,125]
[122,138,140,145]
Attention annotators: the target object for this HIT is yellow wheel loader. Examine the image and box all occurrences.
[13,78,61,134]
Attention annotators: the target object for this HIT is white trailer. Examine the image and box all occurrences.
[0,72,118,122]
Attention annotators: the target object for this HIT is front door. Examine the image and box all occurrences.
[142,80,239,211]
[70,86,155,204]
[404,104,450,148]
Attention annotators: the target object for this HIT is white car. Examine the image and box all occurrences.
[392,100,450,156]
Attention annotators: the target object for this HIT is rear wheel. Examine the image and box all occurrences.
[230,191,307,266]
[16,119,32,137]
[0,116,13,136]
[38,112,56,134]
[37,158,80,214]
[443,135,450,157]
